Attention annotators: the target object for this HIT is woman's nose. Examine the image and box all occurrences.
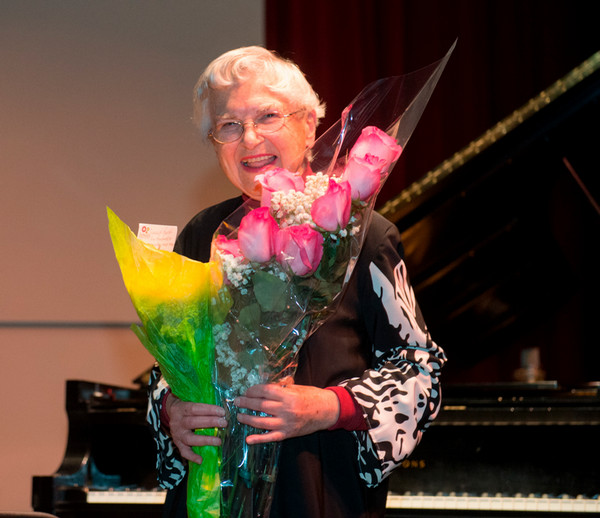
[241,122,263,147]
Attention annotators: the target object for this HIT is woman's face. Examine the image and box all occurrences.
[209,79,317,200]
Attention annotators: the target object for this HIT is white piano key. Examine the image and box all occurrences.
[386,492,600,513]
[87,489,167,504]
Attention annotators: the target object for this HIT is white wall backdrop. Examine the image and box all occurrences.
[0,0,264,511]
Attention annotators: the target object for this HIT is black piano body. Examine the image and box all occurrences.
[381,50,600,515]
[385,383,600,516]
[32,379,165,517]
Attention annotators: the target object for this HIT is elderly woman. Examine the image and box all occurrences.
[148,46,446,518]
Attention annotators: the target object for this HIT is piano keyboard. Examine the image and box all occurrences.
[386,493,600,513]
[87,489,167,505]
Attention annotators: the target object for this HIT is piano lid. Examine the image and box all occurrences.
[378,50,600,385]
[379,50,600,223]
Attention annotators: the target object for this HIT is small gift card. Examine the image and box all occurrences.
[137,223,178,252]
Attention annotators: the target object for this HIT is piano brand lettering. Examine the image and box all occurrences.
[400,459,426,469]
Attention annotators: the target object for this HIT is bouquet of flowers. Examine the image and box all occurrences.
[108,43,454,518]
[108,209,228,516]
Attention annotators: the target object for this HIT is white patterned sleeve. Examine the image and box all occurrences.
[147,364,187,489]
[341,223,447,487]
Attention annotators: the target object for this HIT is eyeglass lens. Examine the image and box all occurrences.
[213,112,295,143]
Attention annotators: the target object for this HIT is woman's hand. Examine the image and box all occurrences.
[234,381,340,444]
[165,392,228,465]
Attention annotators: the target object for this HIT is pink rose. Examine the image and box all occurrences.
[311,179,352,231]
[342,153,386,200]
[349,126,402,169]
[238,206,279,262]
[275,224,324,276]
[213,235,242,257]
[256,168,305,207]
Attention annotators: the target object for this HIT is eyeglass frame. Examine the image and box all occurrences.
[208,109,305,144]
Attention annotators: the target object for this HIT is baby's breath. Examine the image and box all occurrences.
[214,322,261,391]
[218,251,254,289]
[270,172,332,228]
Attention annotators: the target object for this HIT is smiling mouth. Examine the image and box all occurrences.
[241,155,277,169]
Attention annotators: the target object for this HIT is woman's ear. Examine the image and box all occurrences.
[305,110,317,147]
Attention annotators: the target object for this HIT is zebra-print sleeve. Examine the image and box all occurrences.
[341,223,446,487]
[147,364,187,489]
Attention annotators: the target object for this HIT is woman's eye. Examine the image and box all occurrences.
[258,113,281,125]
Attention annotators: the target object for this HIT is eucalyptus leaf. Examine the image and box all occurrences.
[253,270,288,312]
[239,303,261,330]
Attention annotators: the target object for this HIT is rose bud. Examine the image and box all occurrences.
[213,235,242,257]
[238,206,279,263]
[342,153,386,200]
[349,126,402,168]
[275,224,324,276]
[256,167,305,207]
[311,179,352,232]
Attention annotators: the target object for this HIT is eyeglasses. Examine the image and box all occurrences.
[209,110,304,144]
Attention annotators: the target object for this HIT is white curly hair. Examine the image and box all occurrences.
[193,46,326,140]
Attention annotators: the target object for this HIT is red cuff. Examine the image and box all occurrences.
[325,386,368,431]
[160,388,172,430]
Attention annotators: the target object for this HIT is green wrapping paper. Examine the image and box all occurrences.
[108,207,230,517]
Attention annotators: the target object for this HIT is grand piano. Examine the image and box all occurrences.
[31,379,166,517]
[33,51,600,516]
